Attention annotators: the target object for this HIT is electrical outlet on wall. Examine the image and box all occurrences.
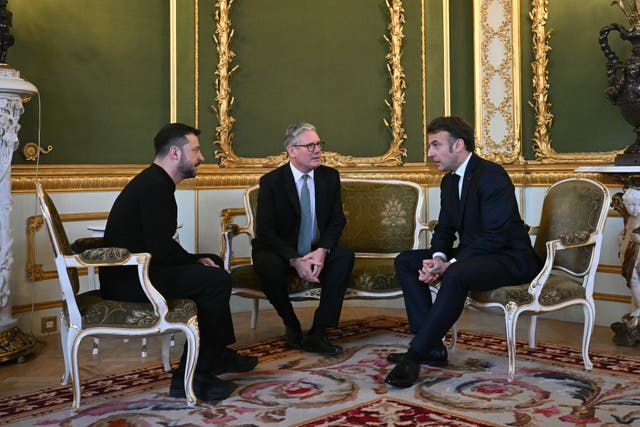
[41,316,57,334]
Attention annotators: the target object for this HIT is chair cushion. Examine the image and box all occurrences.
[230,257,401,298]
[73,290,197,328]
[469,275,586,307]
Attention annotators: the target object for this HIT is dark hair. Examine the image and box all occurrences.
[426,116,475,152]
[154,123,201,157]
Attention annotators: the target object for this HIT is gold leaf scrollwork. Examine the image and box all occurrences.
[529,0,622,163]
[212,0,407,168]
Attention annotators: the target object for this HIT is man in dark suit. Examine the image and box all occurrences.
[100,123,258,403]
[385,116,541,388]
[252,122,355,354]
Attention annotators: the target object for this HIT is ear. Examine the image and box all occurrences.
[169,145,181,159]
[454,139,465,152]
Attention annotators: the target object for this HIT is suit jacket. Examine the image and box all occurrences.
[252,163,346,262]
[430,154,538,270]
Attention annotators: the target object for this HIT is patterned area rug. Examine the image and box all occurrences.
[1,316,640,426]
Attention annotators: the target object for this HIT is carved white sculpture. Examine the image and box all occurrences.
[0,67,37,358]
[619,187,640,318]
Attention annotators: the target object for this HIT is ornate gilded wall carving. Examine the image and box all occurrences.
[212,0,409,168]
[529,0,622,163]
[474,0,523,164]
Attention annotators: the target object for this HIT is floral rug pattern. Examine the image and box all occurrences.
[2,316,640,426]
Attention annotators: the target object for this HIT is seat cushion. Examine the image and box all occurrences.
[74,290,197,328]
[469,275,586,307]
[230,257,401,298]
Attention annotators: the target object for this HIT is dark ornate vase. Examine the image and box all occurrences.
[600,23,640,165]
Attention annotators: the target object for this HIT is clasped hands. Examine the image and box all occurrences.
[291,248,326,283]
[418,256,450,284]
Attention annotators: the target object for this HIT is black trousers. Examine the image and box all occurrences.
[394,248,540,356]
[100,254,235,373]
[252,246,354,331]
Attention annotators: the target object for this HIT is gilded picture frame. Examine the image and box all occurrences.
[212,0,411,168]
[529,0,622,163]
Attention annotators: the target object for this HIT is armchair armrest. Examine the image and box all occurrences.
[74,247,132,265]
[220,207,255,271]
[528,230,600,295]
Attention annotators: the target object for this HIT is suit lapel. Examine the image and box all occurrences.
[283,164,301,217]
[314,167,326,225]
[458,154,477,223]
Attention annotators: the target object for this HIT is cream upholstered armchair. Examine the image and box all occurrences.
[36,183,199,412]
[466,177,609,381]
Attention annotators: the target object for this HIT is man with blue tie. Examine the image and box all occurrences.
[385,116,542,388]
[252,122,355,354]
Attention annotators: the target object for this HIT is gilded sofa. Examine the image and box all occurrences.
[222,178,430,328]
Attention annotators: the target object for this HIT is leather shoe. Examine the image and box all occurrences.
[169,371,237,403]
[302,331,343,355]
[384,358,420,388]
[285,325,303,349]
[210,347,259,374]
[386,344,447,367]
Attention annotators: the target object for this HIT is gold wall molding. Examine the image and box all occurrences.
[10,163,630,193]
[26,212,107,282]
[529,0,622,163]
[474,0,523,164]
[212,0,408,168]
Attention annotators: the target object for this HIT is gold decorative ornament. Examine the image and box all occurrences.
[530,0,622,163]
[611,0,640,30]
[212,0,408,167]
[21,142,52,161]
[473,0,523,164]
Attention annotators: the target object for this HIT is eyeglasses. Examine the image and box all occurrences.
[292,141,325,152]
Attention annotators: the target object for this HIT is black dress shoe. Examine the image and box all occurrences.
[169,371,237,403]
[302,331,343,355]
[387,345,448,367]
[285,325,303,349]
[385,358,420,388]
[210,347,259,374]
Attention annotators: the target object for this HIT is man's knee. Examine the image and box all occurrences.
[395,249,421,271]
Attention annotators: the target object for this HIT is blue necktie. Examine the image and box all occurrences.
[297,174,312,256]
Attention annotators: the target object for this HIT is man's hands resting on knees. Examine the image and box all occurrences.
[290,248,327,283]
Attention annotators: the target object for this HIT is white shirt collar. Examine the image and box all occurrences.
[454,152,472,178]
[290,163,315,181]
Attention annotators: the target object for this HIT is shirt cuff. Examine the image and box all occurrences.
[432,252,448,262]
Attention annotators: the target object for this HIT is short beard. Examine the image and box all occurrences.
[177,154,196,179]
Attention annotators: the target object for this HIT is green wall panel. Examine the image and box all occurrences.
[521,0,635,158]
[11,0,169,165]
[198,0,429,164]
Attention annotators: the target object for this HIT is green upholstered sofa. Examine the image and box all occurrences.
[222,178,429,328]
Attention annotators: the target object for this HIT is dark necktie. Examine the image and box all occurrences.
[452,173,460,200]
[297,174,312,256]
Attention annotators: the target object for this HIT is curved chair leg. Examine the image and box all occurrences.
[581,300,595,371]
[161,334,172,372]
[528,315,538,348]
[182,324,199,407]
[92,337,100,356]
[59,320,73,386]
[70,334,84,412]
[251,298,259,329]
[504,307,520,382]
[447,322,457,352]
[141,337,148,358]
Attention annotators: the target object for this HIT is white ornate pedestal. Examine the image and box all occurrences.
[577,166,640,346]
[0,65,37,362]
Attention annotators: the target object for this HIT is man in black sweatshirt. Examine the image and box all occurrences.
[100,123,257,403]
